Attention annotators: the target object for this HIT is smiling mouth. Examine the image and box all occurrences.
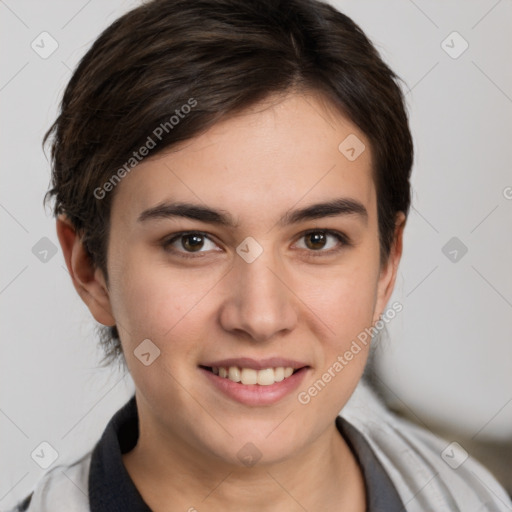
[199,365,305,386]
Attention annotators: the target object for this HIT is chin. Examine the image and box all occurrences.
[200,422,305,469]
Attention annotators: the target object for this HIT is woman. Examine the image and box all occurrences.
[13,0,512,510]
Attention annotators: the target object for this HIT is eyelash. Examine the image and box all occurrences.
[161,229,351,260]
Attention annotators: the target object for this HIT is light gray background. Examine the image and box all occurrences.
[1,0,511,508]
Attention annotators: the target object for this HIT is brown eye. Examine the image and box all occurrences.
[295,230,349,255]
[163,231,219,256]
[181,233,205,252]
[305,231,328,250]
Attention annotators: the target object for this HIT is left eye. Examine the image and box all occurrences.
[295,230,346,252]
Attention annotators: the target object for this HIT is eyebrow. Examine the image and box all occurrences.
[137,197,368,227]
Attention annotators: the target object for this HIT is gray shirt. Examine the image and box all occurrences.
[10,379,512,511]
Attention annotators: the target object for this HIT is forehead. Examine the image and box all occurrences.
[110,92,375,227]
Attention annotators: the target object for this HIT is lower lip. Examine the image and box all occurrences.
[199,367,310,406]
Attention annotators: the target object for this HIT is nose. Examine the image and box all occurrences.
[219,246,298,343]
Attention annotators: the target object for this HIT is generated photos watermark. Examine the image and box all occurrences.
[94,98,197,200]
[297,301,403,405]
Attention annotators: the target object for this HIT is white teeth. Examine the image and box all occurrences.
[211,366,298,385]
[273,367,285,382]
[228,366,241,382]
[241,368,258,385]
[257,368,275,386]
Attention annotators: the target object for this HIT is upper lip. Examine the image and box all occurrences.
[200,357,309,370]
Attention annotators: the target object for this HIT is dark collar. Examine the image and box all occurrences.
[335,416,405,511]
[89,396,150,511]
[89,395,404,511]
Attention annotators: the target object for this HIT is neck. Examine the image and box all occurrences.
[122,411,366,512]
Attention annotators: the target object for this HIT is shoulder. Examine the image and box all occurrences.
[340,380,512,511]
[8,451,92,512]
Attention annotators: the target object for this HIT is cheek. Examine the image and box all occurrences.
[108,256,213,402]
[291,266,379,436]
[109,251,219,349]
[304,257,380,347]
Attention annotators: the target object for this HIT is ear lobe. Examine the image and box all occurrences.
[56,215,116,327]
[373,212,406,323]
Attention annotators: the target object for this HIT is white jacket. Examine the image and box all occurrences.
[11,380,512,511]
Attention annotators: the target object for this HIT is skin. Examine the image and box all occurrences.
[57,91,405,512]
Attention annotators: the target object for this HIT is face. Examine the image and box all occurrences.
[82,92,402,466]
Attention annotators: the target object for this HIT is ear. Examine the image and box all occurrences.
[56,215,116,327]
[373,211,406,323]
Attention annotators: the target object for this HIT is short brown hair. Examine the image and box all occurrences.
[44,0,413,365]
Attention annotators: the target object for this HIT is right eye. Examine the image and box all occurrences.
[161,231,221,258]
